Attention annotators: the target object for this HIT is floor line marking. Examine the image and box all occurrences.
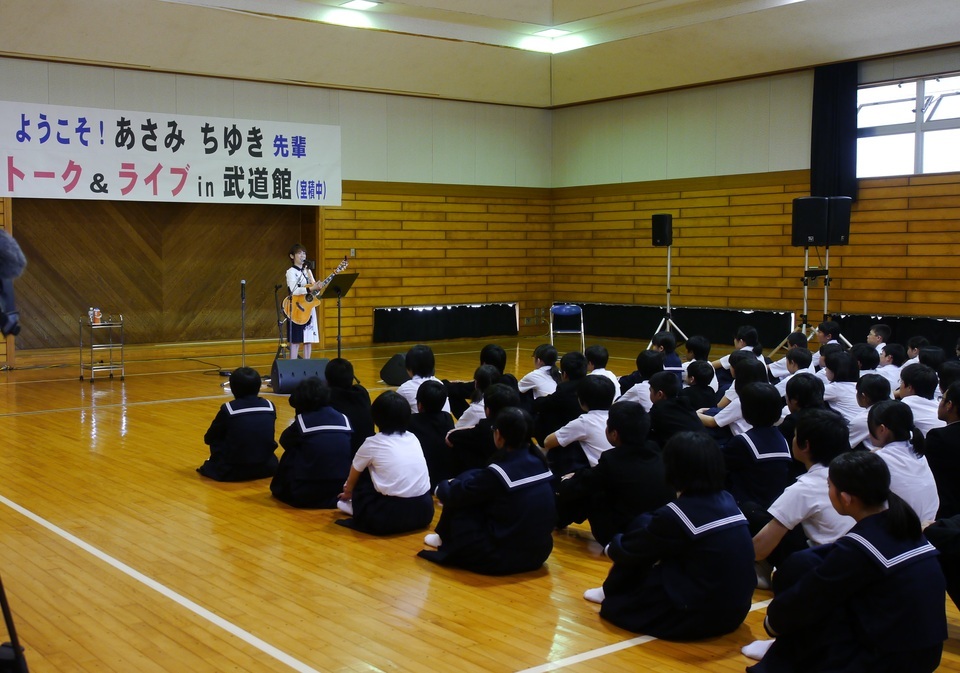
[514,599,772,673]
[0,493,322,673]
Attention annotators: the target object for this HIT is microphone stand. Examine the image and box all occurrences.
[240,279,246,368]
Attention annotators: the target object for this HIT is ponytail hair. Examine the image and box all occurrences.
[868,399,926,457]
[829,451,921,540]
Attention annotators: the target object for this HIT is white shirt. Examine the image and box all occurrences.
[589,368,621,400]
[717,345,759,370]
[874,440,940,521]
[518,365,558,399]
[352,431,432,498]
[713,398,751,437]
[396,375,452,414]
[847,406,871,448]
[682,360,719,392]
[455,399,485,429]
[553,409,612,467]
[901,395,946,437]
[767,463,856,545]
[823,381,861,423]
[877,364,901,395]
[619,380,652,412]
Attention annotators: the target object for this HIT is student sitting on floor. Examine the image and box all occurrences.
[444,343,519,418]
[821,351,862,423]
[454,364,501,429]
[746,451,946,673]
[337,391,434,535]
[418,407,556,575]
[446,383,521,475]
[768,332,810,382]
[544,375,616,475]
[652,330,684,385]
[773,347,813,399]
[895,363,945,437]
[396,344,451,414]
[681,335,718,395]
[325,357,374,456]
[679,359,718,410]
[925,381,960,518]
[270,377,353,508]
[198,366,278,482]
[582,432,756,640]
[647,370,705,449]
[517,343,560,402]
[847,373,890,450]
[618,350,664,411]
[533,351,589,444]
[555,401,674,546]
[408,380,456,488]
[585,344,621,400]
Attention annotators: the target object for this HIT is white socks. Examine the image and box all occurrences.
[424,533,442,548]
[741,639,775,660]
[583,587,605,604]
[336,499,353,516]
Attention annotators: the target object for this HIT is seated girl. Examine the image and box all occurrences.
[337,391,434,535]
[747,450,946,673]
[582,431,756,640]
[418,407,556,575]
[269,376,353,508]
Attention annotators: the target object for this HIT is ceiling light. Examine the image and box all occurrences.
[340,0,378,10]
[534,29,569,38]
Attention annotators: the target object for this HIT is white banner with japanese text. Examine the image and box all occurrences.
[0,101,341,206]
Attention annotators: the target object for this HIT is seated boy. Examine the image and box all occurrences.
[896,363,945,436]
[325,357,374,456]
[444,343,518,418]
[774,347,813,399]
[446,383,521,474]
[396,344,451,414]
[652,330,684,385]
[408,380,456,488]
[585,344,621,399]
[877,342,907,391]
[544,375,616,474]
[847,373,890,450]
[618,350,664,411]
[647,370,705,448]
[533,351,588,443]
[198,366,278,481]
[518,343,560,401]
[768,332,810,381]
[679,359,718,410]
[555,401,674,544]
[681,334,718,394]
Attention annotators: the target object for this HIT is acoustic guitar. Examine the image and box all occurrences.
[282,256,349,325]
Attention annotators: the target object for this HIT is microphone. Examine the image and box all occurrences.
[241,279,246,302]
[0,231,26,279]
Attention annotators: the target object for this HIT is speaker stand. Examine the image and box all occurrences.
[821,245,852,349]
[647,244,688,348]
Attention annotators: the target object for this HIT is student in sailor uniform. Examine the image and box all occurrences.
[198,366,278,482]
[867,399,940,522]
[721,382,791,534]
[445,383,520,476]
[270,377,353,508]
[582,432,756,640]
[418,407,556,575]
[647,371,705,449]
[337,391,434,535]
[681,335,719,395]
[747,450,946,673]
[697,354,768,444]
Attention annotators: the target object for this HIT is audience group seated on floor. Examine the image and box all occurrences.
[197,322,960,673]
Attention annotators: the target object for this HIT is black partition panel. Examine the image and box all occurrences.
[373,303,518,343]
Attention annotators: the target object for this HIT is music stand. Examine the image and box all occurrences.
[321,272,359,359]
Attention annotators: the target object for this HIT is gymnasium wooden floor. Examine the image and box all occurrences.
[2,336,960,673]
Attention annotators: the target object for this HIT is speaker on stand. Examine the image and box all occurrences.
[648,214,688,348]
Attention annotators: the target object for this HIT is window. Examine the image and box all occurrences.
[857,74,960,178]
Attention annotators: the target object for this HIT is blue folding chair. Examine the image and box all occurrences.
[549,304,585,352]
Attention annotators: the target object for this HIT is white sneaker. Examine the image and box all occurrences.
[583,587,605,604]
[337,499,353,516]
[741,639,775,661]
[424,533,442,548]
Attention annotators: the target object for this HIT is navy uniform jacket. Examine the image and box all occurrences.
[199,396,278,481]
[328,384,375,456]
[924,421,960,518]
[418,445,556,575]
[270,407,353,508]
[723,425,793,509]
[648,398,705,448]
[600,491,755,640]
[756,511,946,673]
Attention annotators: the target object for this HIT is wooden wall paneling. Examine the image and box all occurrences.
[1,197,10,364]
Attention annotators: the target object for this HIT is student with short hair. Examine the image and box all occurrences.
[647,371,705,448]
[396,344,451,414]
[337,391,434,535]
[710,325,763,395]
[585,344,621,399]
[848,342,880,378]
[583,432,756,640]
[325,357,374,456]
[445,343,520,418]
[533,351,589,443]
[198,367,278,481]
[867,399,939,521]
[697,355,768,441]
[815,320,841,346]
[555,402,674,545]
[753,409,855,568]
[821,351,862,423]
[454,364,501,429]
[778,373,827,447]
[618,350,664,411]
[848,374,891,449]
[418,408,556,575]
[773,347,813,399]
[682,335,718,394]
[905,335,930,369]
[768,333,810,381]
[927,381,960,518]
[652,330,684,385]
[544,375,616,473]
[813,342,844,382]
[866,323,891,356]
[896,363,945,436]
[680,359,718,410]
[878,342,908,391]
[447,383,521,475]
[746,451,946,673]
[938,360,960,395]
[919,345,946,376]
[408,380,456,488]
[270,377,352,508]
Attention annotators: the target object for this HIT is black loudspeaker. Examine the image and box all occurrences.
[379,353,410,386]
[270,357,329,394]
[652,213,673,247]
[827,196,851,246]
[791,197,829,247]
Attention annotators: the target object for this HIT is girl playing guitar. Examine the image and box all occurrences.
[285,243,320,359]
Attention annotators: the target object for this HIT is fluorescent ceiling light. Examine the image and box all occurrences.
[340,0,378,10]
[534,29,569,38]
